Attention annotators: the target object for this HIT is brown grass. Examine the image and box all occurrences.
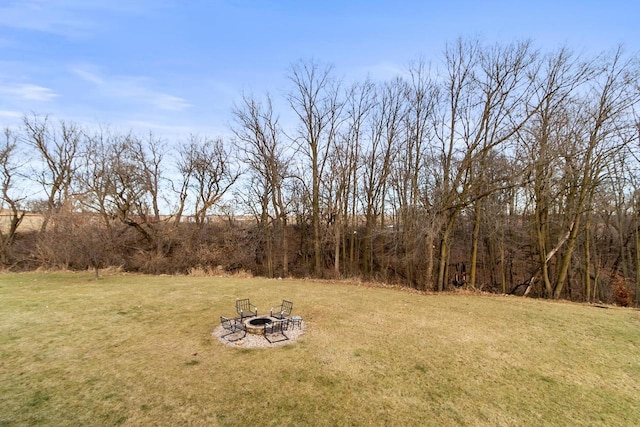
[0,211,43,233]
[1,272,639,426]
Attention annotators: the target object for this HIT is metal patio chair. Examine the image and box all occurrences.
[220,316,246,342]
[235,298,257,320]
[270,300,293,320]
[263,319,289,344]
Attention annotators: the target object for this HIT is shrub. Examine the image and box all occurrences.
[610,274,632,307]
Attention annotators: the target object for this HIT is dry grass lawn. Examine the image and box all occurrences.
[1,272,639,426]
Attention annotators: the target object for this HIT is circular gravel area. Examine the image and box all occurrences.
[212,320,305,348]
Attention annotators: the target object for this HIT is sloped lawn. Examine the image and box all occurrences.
[1,272,639,426]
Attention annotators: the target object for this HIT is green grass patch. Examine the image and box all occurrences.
[1,272,639,426]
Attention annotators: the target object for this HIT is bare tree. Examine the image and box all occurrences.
[326,79,376,277]
[172,141,192,225]
[401,62,439,288]
[464,40,538,289]
[429,38,479,291]
[131,133,166,222]
[232,93,292,277]
[551,48,640,298]
[106,135,156,242]
[76,127,116,227]
[177,135,240,225]
[360,78,403,278]
[0,128,27,265]
[522,47,640,298]
[521,47,594,298]
[287,59,343,276]
[22,115,82,232]
[431,39,537,291]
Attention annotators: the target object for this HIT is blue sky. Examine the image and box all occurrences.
[1,0,638,140]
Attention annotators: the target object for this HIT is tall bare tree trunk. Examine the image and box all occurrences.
[470,202,481,288]
[635,209,640,307]
[584,208,592,302]
[424,230,435,290]
[281,218,289,277]
[333,219,341,277]
[437,214,457,291]
[499,238,507,294]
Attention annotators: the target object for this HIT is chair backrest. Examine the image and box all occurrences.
[263,318,289,343]
[265,319,286,334]
[236,299,251,311]
[281,300,293,316]
[220,316,232,330]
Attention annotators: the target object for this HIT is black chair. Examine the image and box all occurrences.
[270,300,293,320]
[220,316,246,342]
[235,298,257,320]
[263,319,289,343]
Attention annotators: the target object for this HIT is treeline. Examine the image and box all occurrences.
[1,39,639,305]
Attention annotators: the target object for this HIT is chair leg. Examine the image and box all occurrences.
[264,326,288,343]
[264,333,288,343]
[222,328,246,342]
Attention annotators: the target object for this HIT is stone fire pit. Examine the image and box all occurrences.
[213,316,305,348]
[244,316,276,334]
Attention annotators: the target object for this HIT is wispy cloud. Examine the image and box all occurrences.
[0,0,93,37]
[72,67,104,85]
[0,0,161,38]
[152,94,191,112]
[0,83,58,101]
[0,110,23,119]
[72,65,190,112]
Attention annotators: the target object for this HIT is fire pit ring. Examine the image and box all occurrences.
[244,316,275,335]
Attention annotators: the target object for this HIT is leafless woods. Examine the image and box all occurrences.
[2,40,639,304]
